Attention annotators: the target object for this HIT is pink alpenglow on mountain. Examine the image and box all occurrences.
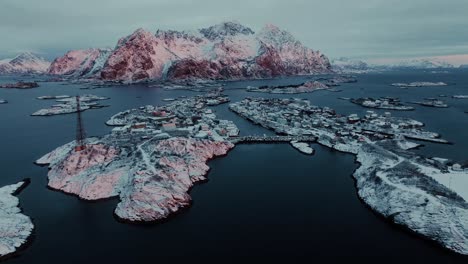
[0,52,51,74]
[50,22,332,81]
[36,138,234,222]
[47,48,112,77]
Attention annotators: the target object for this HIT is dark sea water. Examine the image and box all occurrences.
[1,70,468,262]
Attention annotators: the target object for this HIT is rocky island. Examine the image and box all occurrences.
[247,81,329,94]
[32,94,109,116]
[410,99,449,108]
[349,97,415,111]
[36,91,240,222]
[0,181,34,258]
[0,81,39,89]
[391,82,448,88]
[318,75,358,86]
[229,97,468,255]
[290,141,314,155]
[37,95,71,100]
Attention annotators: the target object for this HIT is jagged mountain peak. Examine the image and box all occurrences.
[116,28,155,48]
[199,21,255,40]
[155,29,205,43]
[9,52,47,65]
[0,51,50,74]
[257,24,298,47]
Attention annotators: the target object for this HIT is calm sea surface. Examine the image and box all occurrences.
[1,70,468,262]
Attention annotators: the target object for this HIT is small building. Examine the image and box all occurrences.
[132,122,147,129]
[162,122,177,132]
[152,110,167,117]
[348,114,360,124]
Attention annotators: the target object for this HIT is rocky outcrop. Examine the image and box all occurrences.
[0,52,50,74]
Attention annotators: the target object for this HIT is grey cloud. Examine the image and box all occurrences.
[0,0,466,61]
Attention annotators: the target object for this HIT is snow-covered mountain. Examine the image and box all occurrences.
[47,48,112,77]
[49,22,332,81]
[331,57,370,73]
[374,58,455,70]
[0,52,51,74]
[395,59,454,69]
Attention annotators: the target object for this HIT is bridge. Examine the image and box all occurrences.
[229,135,317,144]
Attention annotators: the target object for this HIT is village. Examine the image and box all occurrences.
[229,97,449,153]
[106,88,238,141]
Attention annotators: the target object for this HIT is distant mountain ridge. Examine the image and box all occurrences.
[331,57,370,73]
[332,57,456,73]
[48,22,333,82]
[0,52,51,74]
[381,58,455,69]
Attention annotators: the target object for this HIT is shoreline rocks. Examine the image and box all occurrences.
[0,180,34,258]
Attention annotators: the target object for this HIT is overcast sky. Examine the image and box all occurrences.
[1,0,467,64]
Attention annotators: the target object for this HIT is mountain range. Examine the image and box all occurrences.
[47,22,332,82]
[1,23,463,80]
[332,57,457,73]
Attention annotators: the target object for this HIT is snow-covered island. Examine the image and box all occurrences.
[37,95,71,100]
[350,97,414,111]
[391,82,448,88]
[319,75,357,86]
[0,82,39,89]
[290,141,314,155]
[230,97,468,255]
[410,99,448,108]
[247,81,329,94]
[36,91,240,222]
[32,94,109,116]
[453,95,468,99]
[0,181,34,258]
[0,99,7,104]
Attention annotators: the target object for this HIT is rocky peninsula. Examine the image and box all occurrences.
[0,181,34,258]
[229,97,468,255]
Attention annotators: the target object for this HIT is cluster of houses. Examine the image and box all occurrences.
[230,97,442,147]
[108,91,239,142]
